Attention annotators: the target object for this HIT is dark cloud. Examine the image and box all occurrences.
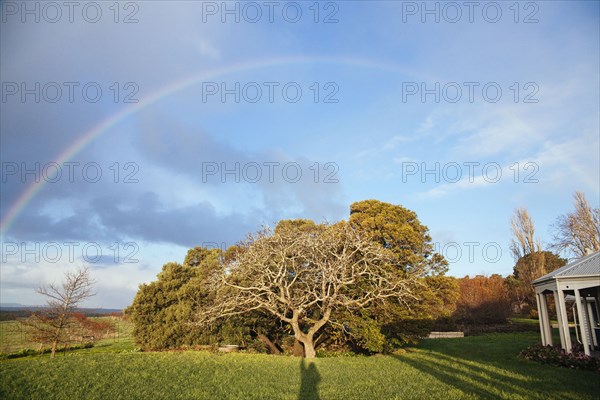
[5,190,260,249]
[91,192,259,248]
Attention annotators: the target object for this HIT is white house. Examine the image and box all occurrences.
[532,251,600,356]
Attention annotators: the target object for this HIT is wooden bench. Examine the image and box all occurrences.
[218,345,240,353]
[427,331,464,339]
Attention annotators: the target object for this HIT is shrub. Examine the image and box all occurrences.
[519,343,600,372]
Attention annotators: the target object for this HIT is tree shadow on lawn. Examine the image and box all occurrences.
[298,359,321,400]
[424,351,530,384]
[390,351,541,400]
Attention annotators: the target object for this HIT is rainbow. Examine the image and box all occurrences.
[0,55,421,236]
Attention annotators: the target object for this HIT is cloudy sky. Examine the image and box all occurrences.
[1,1,598,308]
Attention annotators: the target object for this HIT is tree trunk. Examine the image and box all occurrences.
[50,339,58,358]
[302,339,316,359]
[296,333,317,359]
[51,314,66,359]
[289,307,331,358]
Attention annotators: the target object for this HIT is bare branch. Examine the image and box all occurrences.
[28,267,96,358]
[551,191,600,258]
[196,222,420,358]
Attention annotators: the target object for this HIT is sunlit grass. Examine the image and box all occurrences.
[1,332,598,399]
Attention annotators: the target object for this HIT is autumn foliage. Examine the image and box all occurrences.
[454,275,510,324]
[71,313,116,343]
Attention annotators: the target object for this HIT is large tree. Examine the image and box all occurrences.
[346,200,453,349]
[551,191,600,257]
[509,208,545,291]
[508,208,546,310]
[508,208,568,311]
[513,251,567,281]
[507,251,567,313]
[198,222,421,358]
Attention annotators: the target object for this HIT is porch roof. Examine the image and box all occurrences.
[532,251,600,286]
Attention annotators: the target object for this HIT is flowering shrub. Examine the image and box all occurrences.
[519,343,600,372]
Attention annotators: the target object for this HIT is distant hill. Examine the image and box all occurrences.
[0,303,26,308]
[1,304,122,312]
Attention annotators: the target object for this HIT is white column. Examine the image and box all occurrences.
[539,293,553,346]
[536,293,547,345]
[586,301,598,347]
[556,287,572,351]
[574,289,591,356]
[553,290,566,349]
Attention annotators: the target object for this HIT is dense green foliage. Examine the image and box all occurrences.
[126,261,207,350]
[513,251,567,281]
[339,200,457,351]
[349,199,447,275]
[126,248,284,351]
[1,332,598,399]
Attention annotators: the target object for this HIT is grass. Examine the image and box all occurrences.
[509,317,561,326]
[509,317,540,326]
[1,331,598,399]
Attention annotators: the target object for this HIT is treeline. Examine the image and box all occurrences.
[124,251,539,356]
[1,309,122,322]
[120,201,508,357]
[126,194,597,357]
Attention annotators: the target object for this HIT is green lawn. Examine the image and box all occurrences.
[1,332,597,399]
[509,317,541,325]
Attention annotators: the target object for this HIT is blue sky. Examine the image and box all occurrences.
[1,1,598,308]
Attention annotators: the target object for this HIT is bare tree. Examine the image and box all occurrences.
[551,191,600,258]
[509,208,545,303]
[510,208,541,260]
[198,222,420,358]
[23,267,96,357]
